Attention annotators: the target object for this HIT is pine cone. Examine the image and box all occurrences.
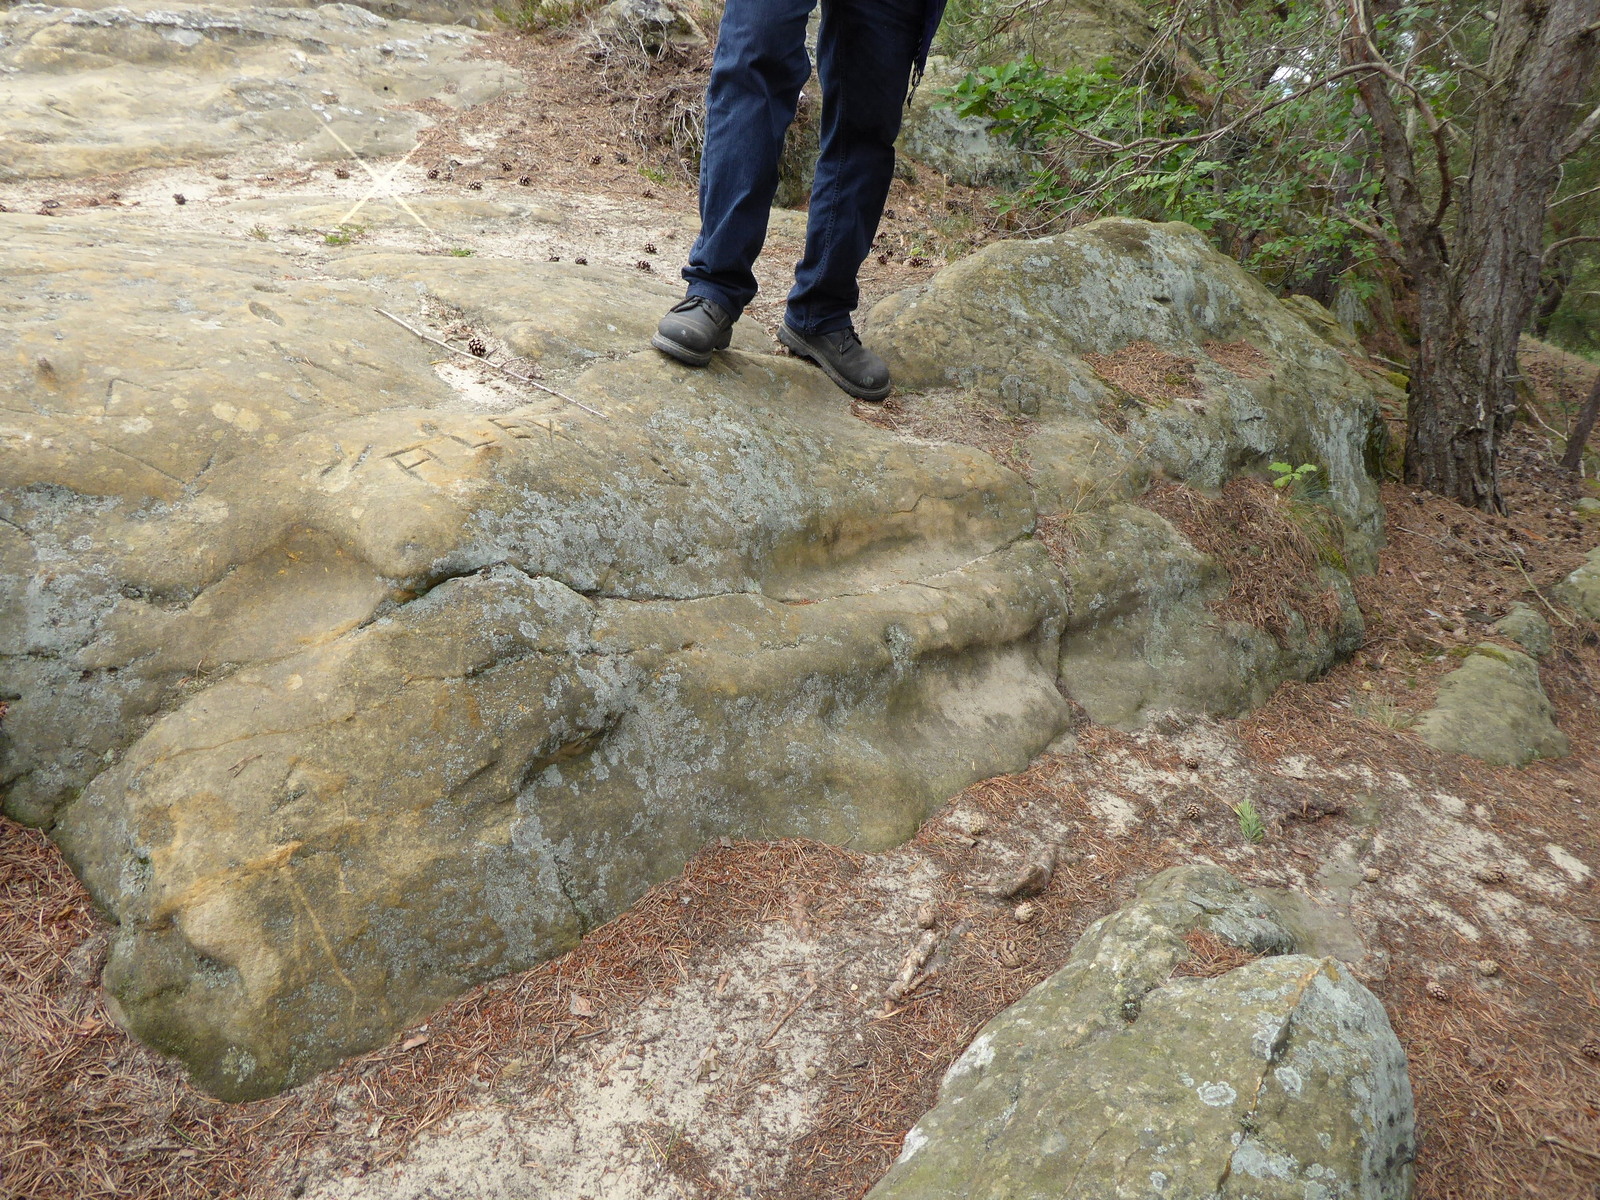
[467,338,488,358]
[334,166,350,179]
[1474,867,1508,886]
[426,168,440,180]
[1183,803,1203,820]
[1580,1039,1600,1060]
[1425,981,1449,1002]
[467,180,483,191]
[519,176,533,186]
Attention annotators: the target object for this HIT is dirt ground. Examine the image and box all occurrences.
[3,25,1599,1200]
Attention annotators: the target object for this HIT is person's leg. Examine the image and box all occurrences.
[680,0,815,317]
[784,0,923,336]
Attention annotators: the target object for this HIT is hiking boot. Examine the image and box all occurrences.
[777,322,892,401]
[652,295,735,367]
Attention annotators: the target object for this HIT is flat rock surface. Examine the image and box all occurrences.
[0,0,519,181]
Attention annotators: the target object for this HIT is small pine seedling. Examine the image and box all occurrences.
[1232,799,1267,844]
[1268,461,1319,490]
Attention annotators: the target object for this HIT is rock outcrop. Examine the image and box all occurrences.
[1,178,1398,1098]
[2,211,1069,1098]
[1414,645,1569,767]
[0,0,518,181]
[868,866,1417,1200]
[865,218,1385,726]
[0,0,1399,1096]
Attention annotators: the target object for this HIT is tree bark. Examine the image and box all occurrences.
[1560,367,1600,474]
[1345,0,1600,511]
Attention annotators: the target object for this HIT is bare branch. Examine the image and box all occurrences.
[374,309,607,420]
[1346,0,1455,224]
[1560,100,1600,158]
[1343,215,1405,263]
[1544,235,1600,264]
[1342,1,1435,256]
[1549,181,1600,209]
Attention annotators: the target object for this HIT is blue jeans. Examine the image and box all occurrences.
[682,0,927,335]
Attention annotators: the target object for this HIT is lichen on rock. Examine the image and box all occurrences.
[3,213,1070,1098]
[868,866,1417,1200]
[1414,644,1569,767]
[864,217,1388,727]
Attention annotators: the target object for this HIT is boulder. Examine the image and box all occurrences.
[1413,645,1569,766]
[1553,546,1600,621]
[0,0,519,181]
[898,57,1034,189]
[2,212,1069,1099]
[864,218,1387,726]
[1493,601,1553,657]
[3,203,1391,1097]
[869,866,1416,1200]
[587,0,707,53]
[895,0,1158,186]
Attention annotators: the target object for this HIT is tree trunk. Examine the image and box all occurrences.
[1403,262,1507,507]
[1560,367,1600,473]
[1347,0,1600,511]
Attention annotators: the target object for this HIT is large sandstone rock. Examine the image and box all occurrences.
[2,212,1069,1099]
[0,0,519,181]
[1414,644,1569,766]
[869,866,1417,1200]
[864,219,1386,726]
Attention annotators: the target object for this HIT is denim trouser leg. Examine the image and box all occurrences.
[682,0,815,317]
[786,0,923,335]
[683,0,925,329]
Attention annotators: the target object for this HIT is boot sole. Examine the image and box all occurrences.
[777,324,892,402]
[651,331,730,368]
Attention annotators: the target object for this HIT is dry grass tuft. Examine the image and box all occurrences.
[1083,339,1201,404]
[1142,476,1347,642]
[1202,339,1270,380]
[855,389,1034,479]
[1172,928,1261,979]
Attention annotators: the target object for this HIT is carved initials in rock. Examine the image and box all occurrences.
[382,411,576,486]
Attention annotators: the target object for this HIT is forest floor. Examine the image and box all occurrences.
[3,25,1600,1200]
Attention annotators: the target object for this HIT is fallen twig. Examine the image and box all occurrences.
[375,308,607,420]
[1541,1134,1600,1163]
[760,983,819,1047]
